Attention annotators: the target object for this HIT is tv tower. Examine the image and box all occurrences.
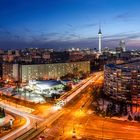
[98,27,102,53]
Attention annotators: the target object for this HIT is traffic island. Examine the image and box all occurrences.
[0,112,25,138]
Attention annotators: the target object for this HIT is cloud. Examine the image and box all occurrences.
[14,35,20,40]
[24,28,31,33]
[102,31,140,49]
[45,32,60,36]
[0,27,11,37]
[116,13,129,19]
[67,24,73,28]
[84,23,97,27]
[103,31,140,40]
[0,36,139,50]
[114,13,133,22]
[0,28,140,50]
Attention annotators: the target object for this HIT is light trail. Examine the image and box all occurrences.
[0,101,43,140]
[1,115,30,140]
[0,102,43,121]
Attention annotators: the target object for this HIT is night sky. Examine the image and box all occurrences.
[0,0,140,50]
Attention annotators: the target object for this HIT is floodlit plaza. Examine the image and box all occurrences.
[0,80,70,103]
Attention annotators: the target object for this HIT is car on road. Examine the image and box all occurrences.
[38,135,45,140]
[2,125,11,131]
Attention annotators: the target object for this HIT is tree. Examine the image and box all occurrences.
[64,84,72,91]
[73,67,80,79]
[134,115,140,122]
[119,101,127,116]
[106,104,112,117]
[128,114,133,121]
[52,93,60,99]
[0,107,5,118]
[106,103,117,117]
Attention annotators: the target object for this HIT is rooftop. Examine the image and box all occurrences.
[106,61,140,72]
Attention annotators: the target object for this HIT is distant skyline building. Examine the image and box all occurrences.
[119,40,126,52]
[98,28,102,53]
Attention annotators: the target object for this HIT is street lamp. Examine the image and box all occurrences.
[102,118,106,140]
[35,122,38,130]
[62,124,64,134]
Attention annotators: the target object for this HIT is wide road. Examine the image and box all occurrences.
[0,100,44,140]
[21,72,103,140]
[34,73,104,140]
[0,72,102,140]
[35,74,140,140]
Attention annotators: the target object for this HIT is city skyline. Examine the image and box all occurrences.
[0,1,140,138]
[0,0,140,50]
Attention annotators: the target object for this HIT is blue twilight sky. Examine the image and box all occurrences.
[0,0,140,50]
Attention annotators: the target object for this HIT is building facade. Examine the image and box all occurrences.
[104,61,140,99]
[3,61,90,83]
